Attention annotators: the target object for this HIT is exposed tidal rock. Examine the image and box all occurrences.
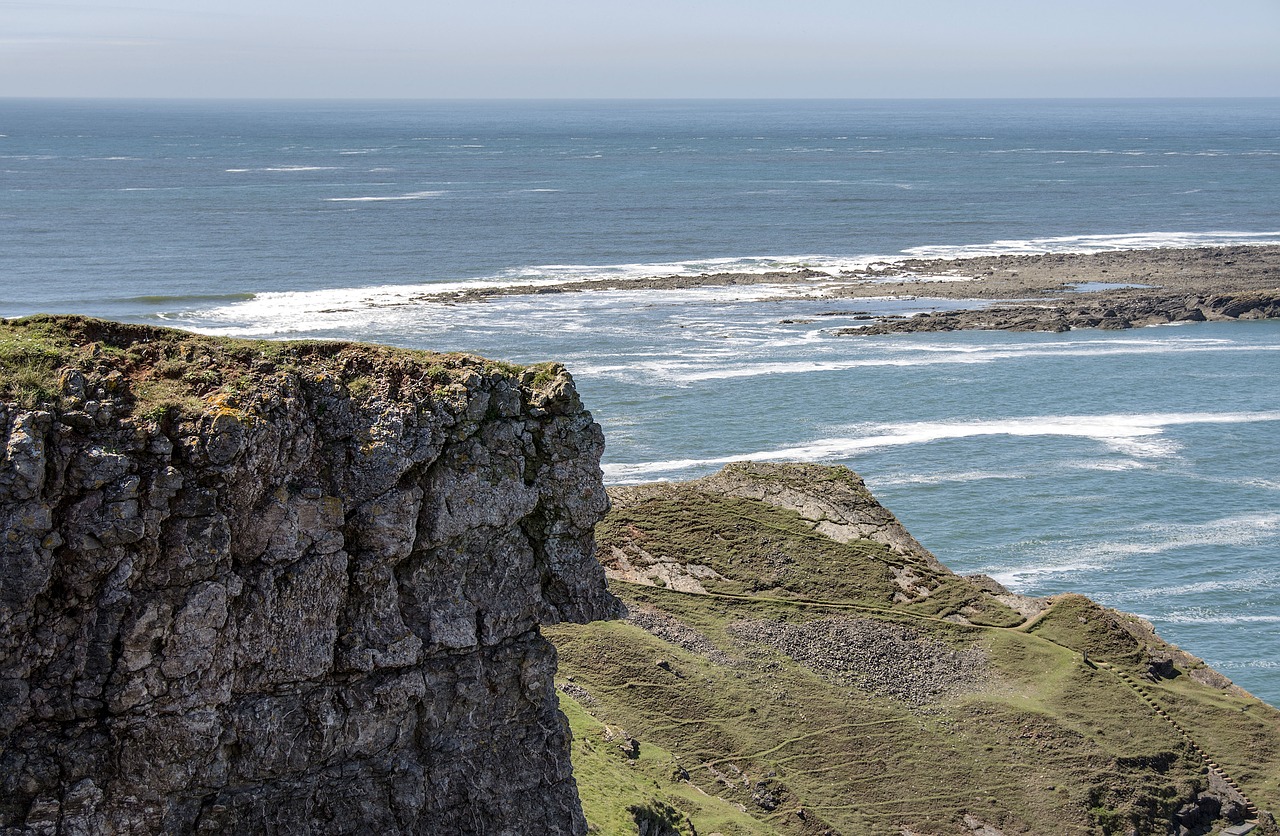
[0,316,621,835]
[836,289,1280,336]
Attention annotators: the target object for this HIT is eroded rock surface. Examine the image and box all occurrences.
[0,318,620,835]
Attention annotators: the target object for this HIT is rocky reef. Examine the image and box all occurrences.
[0,316,621,835]
[835,289,1280,336]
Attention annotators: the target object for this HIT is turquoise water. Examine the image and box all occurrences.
[2,99,1279,702]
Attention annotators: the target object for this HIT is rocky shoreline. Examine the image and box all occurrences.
[827,246,1280,335]
[411,244,1280,335]
[834,287,1280,335]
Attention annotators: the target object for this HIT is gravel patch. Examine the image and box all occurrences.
[626,606,736,666]
[729,617,988,705]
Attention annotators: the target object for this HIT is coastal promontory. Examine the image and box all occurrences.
[0,316,621,834]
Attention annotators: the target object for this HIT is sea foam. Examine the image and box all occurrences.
[600,411,1280,483]
[900,230,1280,260]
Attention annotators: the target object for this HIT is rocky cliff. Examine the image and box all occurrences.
[0,316,621,835]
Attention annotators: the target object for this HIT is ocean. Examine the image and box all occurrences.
[3,98,1279,703]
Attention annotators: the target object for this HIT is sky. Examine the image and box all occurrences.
[2,0,1279,98]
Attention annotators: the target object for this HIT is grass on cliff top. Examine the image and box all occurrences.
[0,315,559,418]
[596,486,1024,627]
[553,596,1186,836]
[553,487,1280,835]
[554,584,1280,835]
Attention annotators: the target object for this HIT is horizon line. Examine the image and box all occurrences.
[3,94,1280,103]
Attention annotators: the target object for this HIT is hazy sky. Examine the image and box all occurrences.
[2,0,1278,98]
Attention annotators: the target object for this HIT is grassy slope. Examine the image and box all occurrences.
[549,470,1280,836]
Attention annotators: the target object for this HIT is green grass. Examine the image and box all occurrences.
[552,589,1215,835]
[562,693,775,835]
[597,488,1022,627]
[552,475,1280,835]
[0,314,559,420]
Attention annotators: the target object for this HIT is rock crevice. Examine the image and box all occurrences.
[0,319,620,835]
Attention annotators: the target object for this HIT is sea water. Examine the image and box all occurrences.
[3,99,1279,703]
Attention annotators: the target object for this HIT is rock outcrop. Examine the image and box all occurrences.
[0,316,621,835]
[836,289,1280,336]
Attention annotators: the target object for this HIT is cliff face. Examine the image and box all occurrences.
[0,317,621,835]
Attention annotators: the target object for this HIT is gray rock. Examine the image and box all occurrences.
[0,328,621,835]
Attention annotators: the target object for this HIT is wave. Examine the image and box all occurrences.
[170,277,818,337]
[984,511,1280,591]
[900,230,1280,260]
[1154,608,1280,626]
[1128,567,1279,600]
[611,339,1280,384]
[134,229,1280,321]
[1076,512,1280,561]
[868,470,1028,487]
[985,562,1106,588]
[124,292,257,305]
[225,165,340,173]
[324,190,447,202]
[1212,659,1280,670]
[600,411,1280,483]
[1066,459,1154,472]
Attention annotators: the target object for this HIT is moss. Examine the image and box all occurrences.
[0,320,75,407]
[0,315,533,420]
[560,692,775,836]
[525,362,562,389]
[482,359,524,378]
[345,375,374,400]
[598,485,1021,626]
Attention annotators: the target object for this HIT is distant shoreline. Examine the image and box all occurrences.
[407,244,1280,334]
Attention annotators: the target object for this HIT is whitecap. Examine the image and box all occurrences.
[985,562,1105,587]
[226,165,340,173]
[1066,459,1153,472]
[868,470,1028,487]
[599,412,1280,482]
[1074,512,1280,562]
[1154,609,1280,626]
[324,190,447,202]
[664,341,1280,383]
[900,230,1280,260]
[1128,568,1279,600]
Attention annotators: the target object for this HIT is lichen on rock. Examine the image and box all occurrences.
[0,316,621,835]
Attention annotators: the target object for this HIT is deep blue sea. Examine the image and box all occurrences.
[3,99,1279,703]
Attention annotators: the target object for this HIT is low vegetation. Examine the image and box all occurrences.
[0,315,561,420]
[550,468,1280,835]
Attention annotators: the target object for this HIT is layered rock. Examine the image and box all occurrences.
[0,317,621,835]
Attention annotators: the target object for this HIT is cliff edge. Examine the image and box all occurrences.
[0,316,621,835]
